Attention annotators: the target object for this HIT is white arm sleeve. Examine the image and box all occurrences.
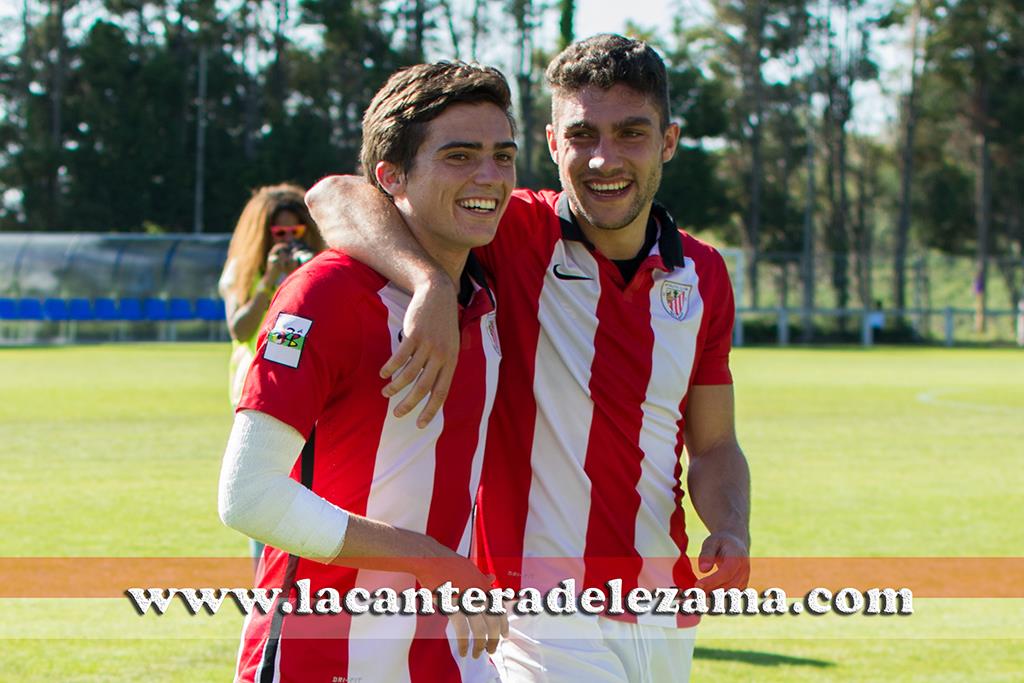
[218,410,349,562]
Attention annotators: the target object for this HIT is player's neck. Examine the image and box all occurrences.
[575,205,653,261]
[406,221,468,286]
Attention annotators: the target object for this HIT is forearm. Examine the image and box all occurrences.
[218,411,457,573]
[218,411,348,560]
[337,515,458,575]
[687,441,751,547]
[225,288,272,342]
[306,175,450,292]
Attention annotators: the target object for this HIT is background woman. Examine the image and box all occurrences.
[219,184,325,406]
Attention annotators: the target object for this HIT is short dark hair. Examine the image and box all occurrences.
[545,34,671,130]
[361,61,515,190]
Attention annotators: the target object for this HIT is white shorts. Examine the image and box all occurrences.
[491,612,696,683]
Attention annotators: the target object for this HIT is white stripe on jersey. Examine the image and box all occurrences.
[521,240,600,589]
[364,283,444,532]
[634,255,704,627]
[346,570,419,683]
[345,284,443,681]
[458,312,502,556]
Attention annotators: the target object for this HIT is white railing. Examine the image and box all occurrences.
[732,305,1024,348]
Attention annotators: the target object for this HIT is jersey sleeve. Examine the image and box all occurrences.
[474,188,559,276]
[236,261,366,438]
[692,246,735,386]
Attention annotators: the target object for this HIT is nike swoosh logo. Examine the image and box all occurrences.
[553,264,593,281]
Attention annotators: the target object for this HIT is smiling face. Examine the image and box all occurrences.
[547,84,679,254]
[376,102,517,271]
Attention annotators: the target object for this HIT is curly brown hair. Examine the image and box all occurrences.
[222,184,326,305]
[545,34,672,131]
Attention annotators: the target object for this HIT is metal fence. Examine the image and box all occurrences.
[718,247,1024,346]
[0,232,230,343]
[0,232,229,299]
[1,233,1022,346]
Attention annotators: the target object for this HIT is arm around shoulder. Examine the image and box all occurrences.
[305,175,461,428]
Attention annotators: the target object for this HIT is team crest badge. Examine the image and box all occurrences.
[661,281,691,320]
[264,312,313,368]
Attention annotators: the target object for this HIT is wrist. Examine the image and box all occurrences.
[413,267,457,296]
[716,527,751,550]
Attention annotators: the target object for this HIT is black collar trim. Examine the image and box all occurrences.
[459,251,493,307]
[555,193,685,270]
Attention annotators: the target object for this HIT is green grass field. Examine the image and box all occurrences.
[1,343,1021,681]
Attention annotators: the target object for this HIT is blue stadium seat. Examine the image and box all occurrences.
[118,298,143,321]
[17,298,44,320]
[144,297,169,321]
[195,298,226,321]
[68,298,94,321]
[94,298,119,320]
[0,298,16,319]
[43,298,70,321]
[168,298,193,320]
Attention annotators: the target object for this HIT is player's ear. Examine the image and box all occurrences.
[545,123,558,165]
[661,122,680,163]
[374,161,405,198]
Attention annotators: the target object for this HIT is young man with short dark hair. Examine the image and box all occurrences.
[218,61,517,683]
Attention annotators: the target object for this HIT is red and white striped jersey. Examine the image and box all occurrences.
[235,251,502,683]
[473,190,735,628]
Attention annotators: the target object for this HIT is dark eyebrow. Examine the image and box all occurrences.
[563,120,595,131]
[437,140,519,152]
[563,117,655,131]
[438,141,483,151]
[614,116,655,130]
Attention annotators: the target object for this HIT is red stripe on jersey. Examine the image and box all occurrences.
[408,615,461,683]
[581,264,655,610]
[474,218,559,592]
[669,455,698,629]
[426,315,487,550]
[409,311,490,680]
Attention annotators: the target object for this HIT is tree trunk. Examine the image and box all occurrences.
[193,43,208,234]
[470,0,485,61]
[853,144,874,309]
[834,113,850,320]
[558,0,574,49]
[893,0,922,319]
[974,126,991,332]
[268,0,288,118]
[242,4,258,162]
[512,0,536,186]
[801,86,816,343]
[743,0,766,309]
[411,0,426,61]
[47,0,67,230]
[438,0,461,59]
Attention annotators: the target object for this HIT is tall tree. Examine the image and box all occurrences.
[925,0,1020,330]
[45,0,71,230]
[697,0,808,307]
[507,0,544,187]
[815,0,878,319]
[658,40,731,232]
[892,0,925,318]
[557,0,574,50]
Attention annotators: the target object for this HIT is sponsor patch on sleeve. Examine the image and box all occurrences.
[264,312,313,368]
